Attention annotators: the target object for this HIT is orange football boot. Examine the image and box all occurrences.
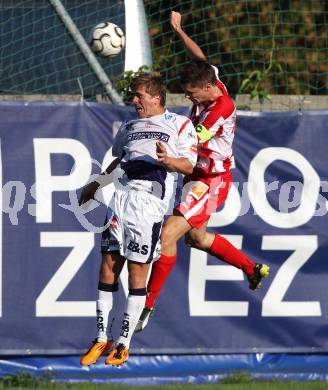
[80,339,113,366]
[105,343,129,366]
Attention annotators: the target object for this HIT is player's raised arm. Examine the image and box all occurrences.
[170,11,206,61]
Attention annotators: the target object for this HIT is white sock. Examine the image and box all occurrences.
[116,293,146,349]
[106,289,122,341]
[96,297,112,342]
[96,289,121,342]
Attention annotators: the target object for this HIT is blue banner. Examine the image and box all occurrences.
[0,102,327,354]
[2,354,328,383]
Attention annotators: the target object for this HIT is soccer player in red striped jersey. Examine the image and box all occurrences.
[135,11,270,332]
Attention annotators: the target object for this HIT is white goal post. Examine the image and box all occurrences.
[124,0,153,72]
[49,0,153,103]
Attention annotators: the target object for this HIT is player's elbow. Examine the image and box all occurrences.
[183,161,194,176]
[174,158,194,175]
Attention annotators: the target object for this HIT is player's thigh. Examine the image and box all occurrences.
[124,190,164,263]
[176,172,232,230]
[127,260,150,289]
[161,210,192,246]
[100,251,126,284]
[101,206,123,254]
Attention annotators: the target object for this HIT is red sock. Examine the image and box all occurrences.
[145,254,177,308]
[209,234,255,277]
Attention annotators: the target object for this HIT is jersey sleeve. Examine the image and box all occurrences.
[196,95,235,144]
[177,118,198,167]
[112,122,126,159]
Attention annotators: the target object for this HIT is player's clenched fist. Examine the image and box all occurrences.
[156,141,168,163]
[170,11,182,32]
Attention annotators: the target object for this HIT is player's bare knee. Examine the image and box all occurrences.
[129,280,145,290]
[99,267,115,283]
[99,258,118,283]
[127,261,149,289]
[128,272,146,290]
[160,225,176,250]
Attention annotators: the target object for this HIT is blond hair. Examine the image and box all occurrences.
[130,72,166,106]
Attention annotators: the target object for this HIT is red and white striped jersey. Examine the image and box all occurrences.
[190,66,236,174]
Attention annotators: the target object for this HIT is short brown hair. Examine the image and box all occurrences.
[180,60,216,88]
[130,72,166,106]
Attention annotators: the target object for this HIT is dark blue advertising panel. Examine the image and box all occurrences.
[0,102,327,354]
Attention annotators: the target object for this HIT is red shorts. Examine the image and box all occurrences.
[175,170,232,229]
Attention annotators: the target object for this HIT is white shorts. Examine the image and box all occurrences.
[101,184,166,263]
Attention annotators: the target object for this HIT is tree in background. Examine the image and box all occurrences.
[144,0,327,97]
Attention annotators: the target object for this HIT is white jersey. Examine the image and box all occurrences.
[112,109,198,202]
[102,110,197,263]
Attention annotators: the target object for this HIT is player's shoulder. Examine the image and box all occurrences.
[213,94,235,112]
[201,96,235,123]
[120,119,132,127]
[120,118,137,130]
[165,110,192,126]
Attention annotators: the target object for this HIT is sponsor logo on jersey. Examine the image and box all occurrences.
[190,181,209,200]
[165,113,176,121]
[127,131,170,143]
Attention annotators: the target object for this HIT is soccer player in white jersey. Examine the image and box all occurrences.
[136,11,270,331]
[79,72,197,366]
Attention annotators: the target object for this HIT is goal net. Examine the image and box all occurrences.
[145,0,327,99]
[0,0,326,104]
[0,0,125,100]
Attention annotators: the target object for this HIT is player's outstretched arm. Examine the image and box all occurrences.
[156,141,193,175]
[79,157,120,206]
[170,11,206,61]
